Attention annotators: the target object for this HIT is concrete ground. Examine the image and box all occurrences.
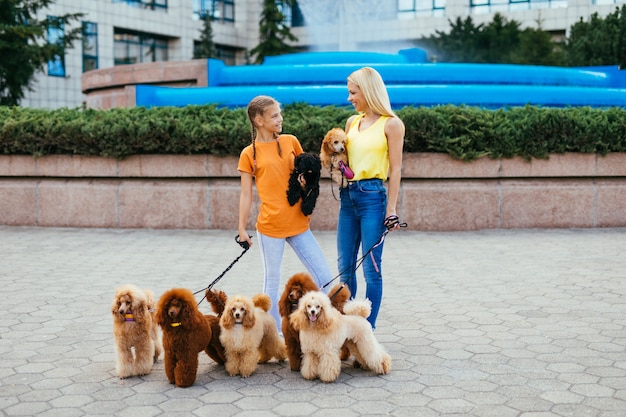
[1,226,625,417]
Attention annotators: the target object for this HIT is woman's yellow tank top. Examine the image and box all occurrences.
[346,114,390,181]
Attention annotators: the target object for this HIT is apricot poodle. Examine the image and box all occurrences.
[156,287,225,387]
[111,284,162,378]
[290,291,391,383]
[319,127,353,187]
[279,272,351,371]
[219,294,286,377]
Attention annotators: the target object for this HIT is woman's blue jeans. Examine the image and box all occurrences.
[257,229,333,329]
[337,179,387,329]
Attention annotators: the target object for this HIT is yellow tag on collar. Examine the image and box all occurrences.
[171,322,182,327]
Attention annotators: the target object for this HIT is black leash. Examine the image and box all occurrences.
[321,215,407,291]
[195,234,251,305]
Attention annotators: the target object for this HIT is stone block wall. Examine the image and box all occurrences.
[1,153,625,231]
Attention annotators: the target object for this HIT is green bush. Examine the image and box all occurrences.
[1,104,625,161]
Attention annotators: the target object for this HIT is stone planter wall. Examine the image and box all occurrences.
[1,153,625,231]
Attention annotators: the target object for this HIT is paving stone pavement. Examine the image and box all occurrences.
[1,225,625,417]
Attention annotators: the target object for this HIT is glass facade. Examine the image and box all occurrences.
[114,29,168,65]
[113,0,168,11]
[47,16,65,77]
[398,0,446,18]
[193,0,235,22]
[82,22,99,72]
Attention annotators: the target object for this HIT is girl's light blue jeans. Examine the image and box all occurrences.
[257,229,333,329]
[337,179,387,329]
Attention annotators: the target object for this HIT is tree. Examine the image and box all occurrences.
[249,0,298,64]
[477,13,521,63]
[193,15,217,59]
[566,5,626,67]
[0,0,83,106]
[514,26,565,66]
[420,16,483,62]
[419,13,563,66]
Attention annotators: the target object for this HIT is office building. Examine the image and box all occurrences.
[21,0,624,109]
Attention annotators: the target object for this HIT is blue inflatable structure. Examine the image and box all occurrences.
[135,48,626,109]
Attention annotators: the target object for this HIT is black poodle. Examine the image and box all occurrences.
[287,152,321,216]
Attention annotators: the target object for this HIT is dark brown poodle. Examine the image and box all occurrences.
[287,152,321,216]
[279,272,351,371]
[156,288,226,388]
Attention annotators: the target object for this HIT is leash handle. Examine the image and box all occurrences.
[337,160,354,179]
[384,215,407,230]
[235,234,252,250]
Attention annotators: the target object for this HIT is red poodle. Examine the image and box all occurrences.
[279,272,351,371]
[156,287,226,387]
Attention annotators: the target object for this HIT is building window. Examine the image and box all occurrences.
[46,16,65,77]
[193,0,234,22]
[113,0,168,11]
[82,22,98,72]
[114,29,168,65]
[277,1,304,27]
[398,0,446,18]
[470,0,567,14]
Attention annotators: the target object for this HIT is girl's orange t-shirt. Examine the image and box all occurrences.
[238,134,310,238]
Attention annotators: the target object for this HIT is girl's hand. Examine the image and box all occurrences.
[297,173,307,189]
[237,230,253,248]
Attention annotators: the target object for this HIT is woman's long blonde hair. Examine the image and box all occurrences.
[347,67,396,117]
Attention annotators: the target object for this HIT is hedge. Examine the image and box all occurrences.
[1,103,625,161]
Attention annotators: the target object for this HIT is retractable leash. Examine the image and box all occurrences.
[321,215,407,291]
[194,234,252,306]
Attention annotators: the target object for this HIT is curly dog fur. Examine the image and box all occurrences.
[111,284,162,378]
[156,287,224,387]
[219,294,286,377]
[287,152,321,216]
[320,127,352,187]
[279,273,351,371]
[290,291,391,383]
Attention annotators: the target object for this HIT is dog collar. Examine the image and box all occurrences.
[124,310,135,322]
[170,322,182,327]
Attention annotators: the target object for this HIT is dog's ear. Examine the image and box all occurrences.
[242,303,256,329]
[220,306,234,329]
[155,290,179,327]
[132,294,147,320]
[111,296,120,316]
[286,170,302,206]
[155,297,167,326]
[289,304,306,331]
[278,287,291,318]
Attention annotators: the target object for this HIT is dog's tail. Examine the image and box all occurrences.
[343,299,371,318]
[205,289,228,316]
[144,289,156,311]
[252,293,272,312]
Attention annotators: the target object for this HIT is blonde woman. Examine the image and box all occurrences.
[338,67,405,330]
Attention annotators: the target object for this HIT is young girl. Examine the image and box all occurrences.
[237,95,332,329]
[338,67,405,330]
